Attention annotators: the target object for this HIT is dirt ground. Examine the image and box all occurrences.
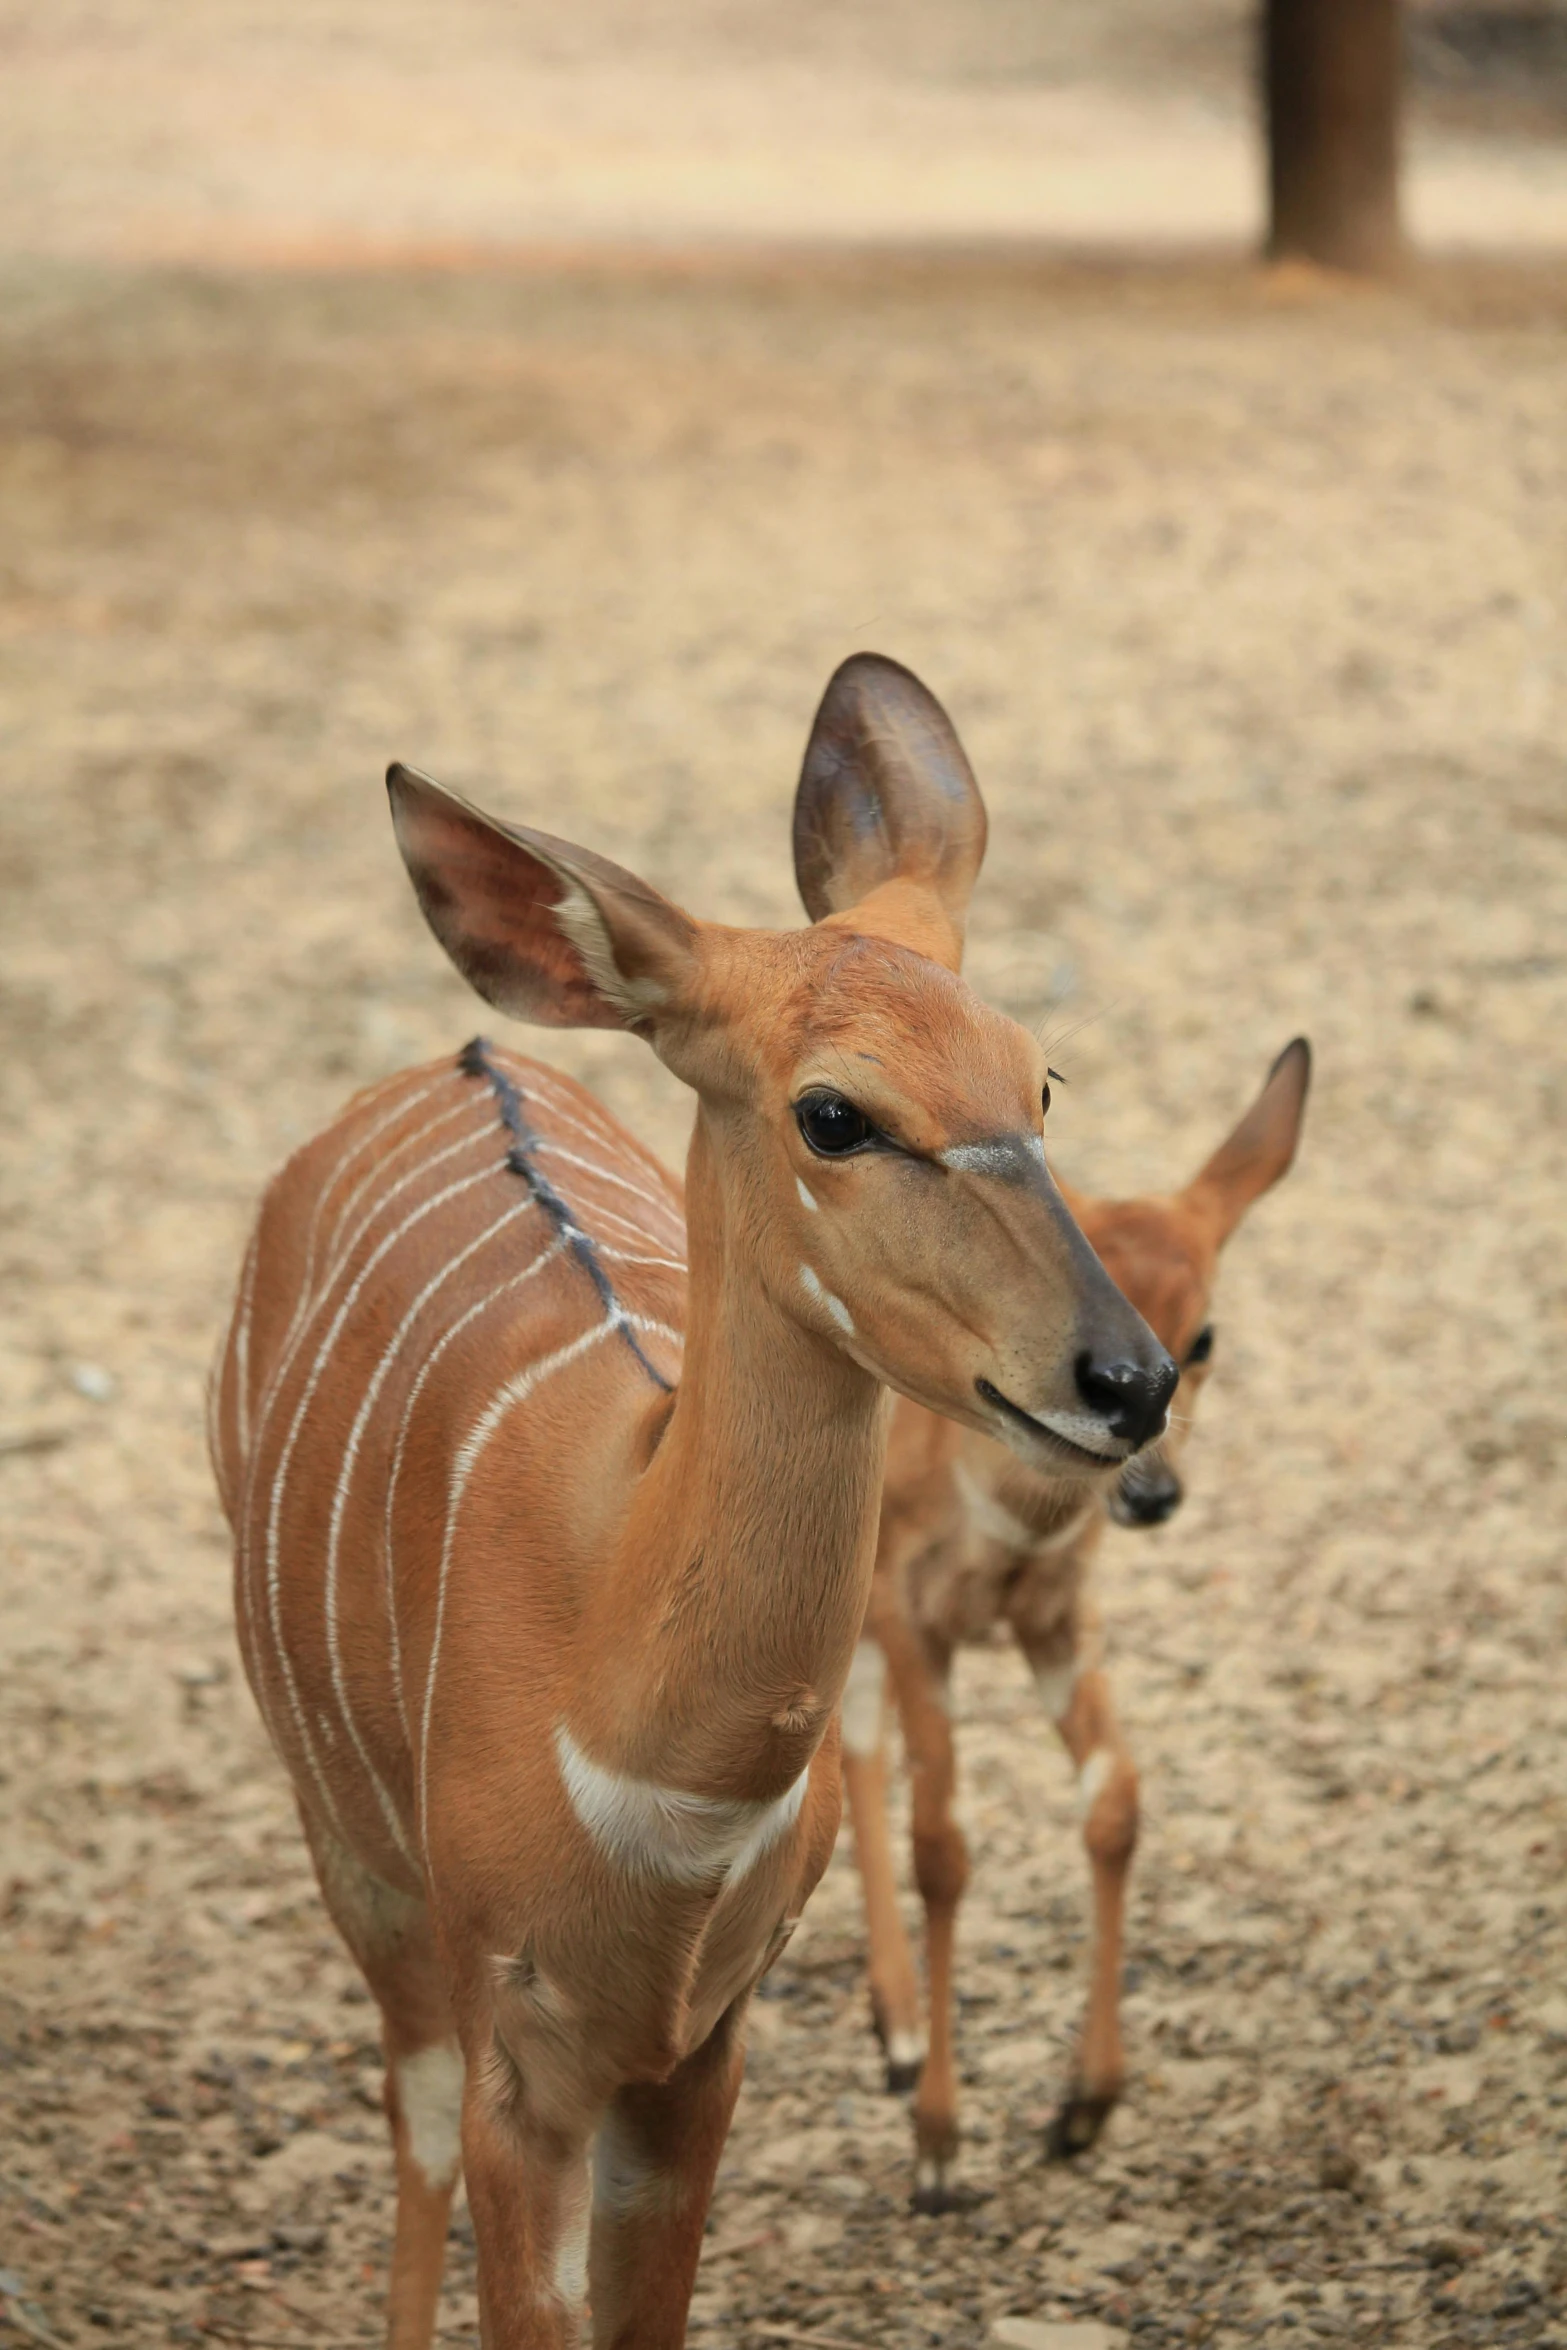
[2,236,1566,2350]
[5,0,1567,260]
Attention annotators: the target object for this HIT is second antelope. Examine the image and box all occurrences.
[209,655,1175,2347]
[841,1040,1310,2209]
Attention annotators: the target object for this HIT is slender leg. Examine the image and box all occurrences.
[1014,1608,1139,2159]
[587,1999,749,2350]
[461,2071,593,2350]
[296,1807,460,2349]
[840,1637,925,2090]
[880,1615,968,2213]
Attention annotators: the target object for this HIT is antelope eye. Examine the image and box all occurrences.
[795,1092,874,1157]
[1041,1081,1052,1118]
[1185,1324,1215,1366]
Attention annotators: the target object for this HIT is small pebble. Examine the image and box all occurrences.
[990,2321,1127,2350]
[70,1362,116,1403]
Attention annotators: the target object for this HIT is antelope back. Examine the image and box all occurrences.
[212,1042,687,1881]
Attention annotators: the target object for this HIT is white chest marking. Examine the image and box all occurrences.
[555,1725,808,1886]
[397,2042,464,2190]
[839,1639,887,1759]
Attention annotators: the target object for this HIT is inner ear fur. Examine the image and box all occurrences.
[1187,1037,1311,1237]
[387,763,698,1031]
[792,654,989,947]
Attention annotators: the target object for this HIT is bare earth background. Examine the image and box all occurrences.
[2,5,1567,2348]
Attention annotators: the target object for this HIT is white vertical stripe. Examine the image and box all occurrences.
[237,1076,447,1743]
[244,1110,493,1553]
[277,1078,442,1383]
[494,1058,663,1170]
[418,1318,620,1854]
[566,1196,688,1255]
[261,1161,504,1839]
[321,1194,542,1865]
[231,1221,262,1457]
[203,1348,224,1502]
[238,1111,494,1764]
[382,1230,571,1743]
[534,1140,686,1235]
[320,1093,479,1270]
[596,1245,688,1272]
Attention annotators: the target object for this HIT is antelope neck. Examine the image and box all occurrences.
[568,1112,888,1805]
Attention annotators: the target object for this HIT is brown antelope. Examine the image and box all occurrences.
[208,654,1178,2348]
[838,1041,1310,2210]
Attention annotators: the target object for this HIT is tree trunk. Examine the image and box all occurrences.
[1263,0,1403,273]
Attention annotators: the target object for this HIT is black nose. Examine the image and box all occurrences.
[1075,1348,1178,1451]
[1120,1478,1181,1526]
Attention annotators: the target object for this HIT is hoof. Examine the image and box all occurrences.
[885,2054,924,2096]
[1045,2090,1116,2161]
[911,2162,987,2217]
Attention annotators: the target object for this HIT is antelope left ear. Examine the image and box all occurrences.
[1185,1038,1311,1240]
[792,653,988,956]
[387,763,700,1033]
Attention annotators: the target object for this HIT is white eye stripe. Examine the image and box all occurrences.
[938,1133,1048,1179]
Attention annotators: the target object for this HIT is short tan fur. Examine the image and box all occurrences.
[210,655,1175,2346]
[839,1039,1310,2209]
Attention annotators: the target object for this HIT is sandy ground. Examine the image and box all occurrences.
[2,0,1566,262]
[2,74,1567,2350]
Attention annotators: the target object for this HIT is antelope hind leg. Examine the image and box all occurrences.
[882,1619,970,2213]
[296,1806,461,2350]
[840,1639,925,2091]
[1017,1625,1139,2159]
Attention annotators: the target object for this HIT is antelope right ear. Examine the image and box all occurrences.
[1186,1037,1312,1240]
[387,764,699,1032]
[792,654,989,950]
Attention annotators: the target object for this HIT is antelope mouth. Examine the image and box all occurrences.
[974,1378,1131,1468]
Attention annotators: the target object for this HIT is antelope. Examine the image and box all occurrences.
[839,1040,1310,2210]
[208,653,1178,2349]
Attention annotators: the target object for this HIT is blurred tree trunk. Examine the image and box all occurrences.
[1263,0,1403,272]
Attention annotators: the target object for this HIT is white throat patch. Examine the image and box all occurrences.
[555,1725,808,1886]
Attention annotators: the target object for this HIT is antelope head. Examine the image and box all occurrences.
[388,654,1177,1480]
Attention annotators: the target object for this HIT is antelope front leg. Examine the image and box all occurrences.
[840,1639,925,2090]
[881,1618,968,2212]
[461,2061,594,2349]
[587,2000,748,2350]
[1019,1622,1139,2158]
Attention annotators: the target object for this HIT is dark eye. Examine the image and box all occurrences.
[1041,1082,1051,1118]
[795,1092,874,1157]
[1185,1325,1215,1366]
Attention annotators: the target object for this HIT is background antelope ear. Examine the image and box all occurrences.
[792,653,989,948]
[1186,1037,1312,1240]
[387,763,698,1031]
